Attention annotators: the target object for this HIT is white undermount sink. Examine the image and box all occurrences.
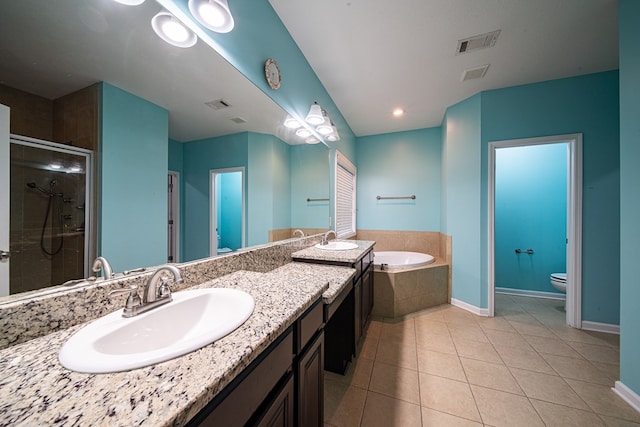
[315,241,359,251]
[59,288,255,373]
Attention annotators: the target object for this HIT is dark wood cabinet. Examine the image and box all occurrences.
[296,332,324,427]
[256,375,295,427]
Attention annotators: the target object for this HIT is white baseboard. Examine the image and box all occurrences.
[582,321,620,335]
[451,298,489,317]
[496,287,565,301]
[613,381,640,414]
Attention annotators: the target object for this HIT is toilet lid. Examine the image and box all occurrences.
[551,273,566,282]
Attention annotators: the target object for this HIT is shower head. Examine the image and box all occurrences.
[26,181,60,197]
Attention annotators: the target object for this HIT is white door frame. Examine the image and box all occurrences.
[0,104,10,295]
[210,167,245,257]
[168,171,180,263]
[488,134,583,328]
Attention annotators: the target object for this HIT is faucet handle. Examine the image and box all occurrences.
[158,277,172,298]
[109,285,142,312]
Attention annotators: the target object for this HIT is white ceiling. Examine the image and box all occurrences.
[270,0,619,136]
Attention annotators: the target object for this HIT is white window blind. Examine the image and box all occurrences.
[335,151,356,238]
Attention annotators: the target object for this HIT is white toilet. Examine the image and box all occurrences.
[550,273,567,293]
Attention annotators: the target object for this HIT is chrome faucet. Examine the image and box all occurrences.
[293,229,305,237]
[109,265,184,317]
[92,256,113,280]
[321,230,336,245]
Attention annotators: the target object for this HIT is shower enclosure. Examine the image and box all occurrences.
[4,135,93,296]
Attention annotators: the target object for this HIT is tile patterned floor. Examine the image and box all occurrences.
[324,294,638,427]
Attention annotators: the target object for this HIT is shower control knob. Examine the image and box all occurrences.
[0,250,10,260]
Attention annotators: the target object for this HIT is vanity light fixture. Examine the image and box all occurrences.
[305,136,320,144]
[326,122,340,141]
[295,128,312,138]
[284,115,301,129]
[316,113,333,135]
[188,0,235,33]
[112,0,145,5]
[305,102,324,125]
[151,11,198,48]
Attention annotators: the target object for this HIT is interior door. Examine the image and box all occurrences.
[0,104,10,295]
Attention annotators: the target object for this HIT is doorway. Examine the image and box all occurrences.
[168,171,180,263]
[488,134,583,327]
[210,167,245,256]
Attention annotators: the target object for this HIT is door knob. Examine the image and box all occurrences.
[0,250,10,260]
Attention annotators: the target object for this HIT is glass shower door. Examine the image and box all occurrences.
[1,135,92,296]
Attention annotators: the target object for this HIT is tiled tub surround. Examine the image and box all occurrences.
[0,234,326,349]
[0,268,337,426]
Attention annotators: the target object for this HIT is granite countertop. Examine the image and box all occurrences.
[0,265,347,426]
[266,262,356,305]
[291,240,375,264]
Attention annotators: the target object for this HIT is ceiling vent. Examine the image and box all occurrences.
[456,30,500,55]
[461,64,490,81]
[205,99,232,110]
[230,117,247,124]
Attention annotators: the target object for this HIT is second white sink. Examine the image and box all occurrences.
[59,288,254,373]
[315,241,359,251]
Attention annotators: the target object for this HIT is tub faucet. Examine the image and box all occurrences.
[321,230,336,245]
[92,256,113,280]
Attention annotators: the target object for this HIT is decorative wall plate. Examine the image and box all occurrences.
[264,58,281,90]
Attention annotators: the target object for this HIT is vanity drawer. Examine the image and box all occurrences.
[296,298,323,353]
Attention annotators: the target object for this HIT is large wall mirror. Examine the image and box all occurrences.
[0,0,330,299]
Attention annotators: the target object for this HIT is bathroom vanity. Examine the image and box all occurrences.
[292,240,375,374]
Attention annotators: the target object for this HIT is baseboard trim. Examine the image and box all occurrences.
[613,381,640,415]
[582,321,620,335]
[451,298,489,317]
[496,287,565,301]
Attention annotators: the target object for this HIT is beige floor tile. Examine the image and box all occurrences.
[476,316,517,332]
[375,341,418,370]
[442,308,478,326]
[504,312,543,326]
[460,357,523,395]
[541,353,614,386]
[379,319,416,346]
[360,391,422,427]
[530,398,605,426]
[416,331,457,355]
[522,334,584,358]
[417,348,467,382]
[359,334,379,360]
[567,341,621,364]
[419,373,482,422]
[510,367,590,410]
[365,320,383,339]
[453,337,503,364]
[592,361,620,382]
[484,329,533,351]
[550,325,614,346]
[421,407,483,426]
[566,379,640,424]
[448,323,489,343]
[494,344,556,374]
[509,319,557,337]
[470,384,545,427]
[369,361,420,404]
[600,414,640,426]
[414,318,450,336]
[324,378,367,427]
[326,357,374,389]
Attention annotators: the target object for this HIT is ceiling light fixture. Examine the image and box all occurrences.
[295,128,312,138]
[151,11,197,48]
[326,122,340,141]
[112,0,145,5]
[188,0,235,33]
[305,102,324,125]
[393,108,404,117]
[305,136,320,144]
[284,115,301,129]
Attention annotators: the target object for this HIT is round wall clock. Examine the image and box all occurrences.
[264,58,281,90]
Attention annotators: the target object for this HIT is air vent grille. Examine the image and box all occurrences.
[230,117,247,124]
[205,99,232,110]
[461,64,490,81]
[456,30,500,55]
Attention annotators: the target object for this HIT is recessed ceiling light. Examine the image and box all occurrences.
[49,163,62,169]
[305,136,320,144]
[393,108,404,117]
[188,0,235,33]
[112,0,145,5]
[295,128,312,138]
[151,11,197,48]
[284,116,301,129]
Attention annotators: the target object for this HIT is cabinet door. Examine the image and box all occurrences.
[354,276,362,348]
[256,374,295,427]
[297,332,324,427]
[362,267,373,325]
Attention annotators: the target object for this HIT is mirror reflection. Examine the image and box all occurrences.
[0,0,329,299]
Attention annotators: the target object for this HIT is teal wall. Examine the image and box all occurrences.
[619,0,640,398]
[356,128,441,231]
[495,144,567,294]
[182,132,248,261]
[218,171,242,251]
[100,82,168,272]
[168,138,185,261]
[291,144,330,229]
[481,71,620,324]
[441,94,483,307]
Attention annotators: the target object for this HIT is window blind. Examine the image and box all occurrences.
[335,151,356,238]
